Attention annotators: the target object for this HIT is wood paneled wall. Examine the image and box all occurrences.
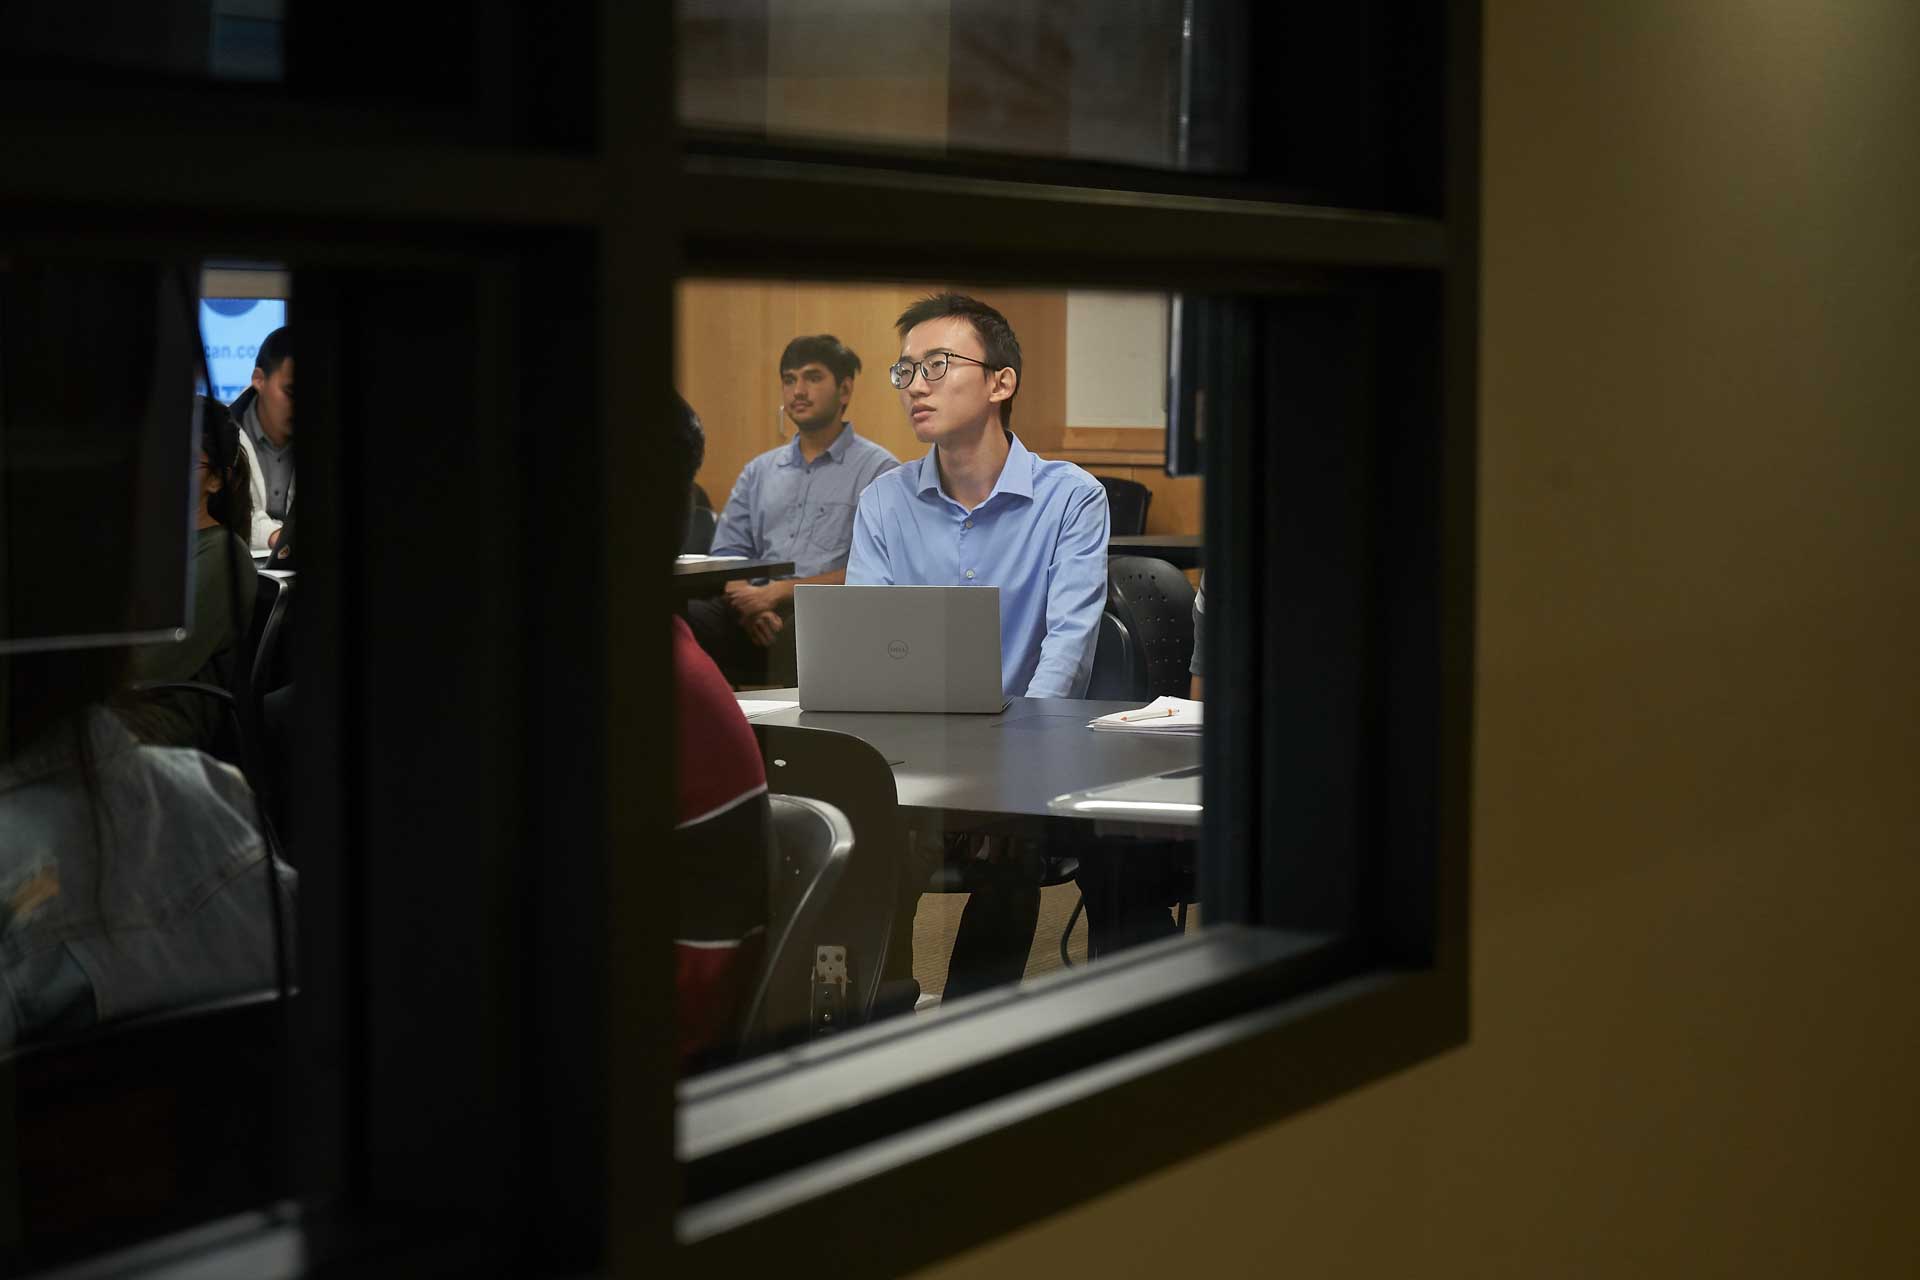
[674,280,1199,538]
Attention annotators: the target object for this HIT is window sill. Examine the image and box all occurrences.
[676,925,1465,1275]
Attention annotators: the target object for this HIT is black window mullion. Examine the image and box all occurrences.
[677,158,1447,284]
[0,128,604,229]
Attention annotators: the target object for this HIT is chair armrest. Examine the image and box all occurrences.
[128,679,237,705]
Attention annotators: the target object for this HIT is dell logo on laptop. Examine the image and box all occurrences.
[887,640,910,660]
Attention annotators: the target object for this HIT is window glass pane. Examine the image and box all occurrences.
[670,278,1215,1076]
[0,0,286,83]
[1,258,296,1268]
[0,2,596,149]
[677,0,1247,173]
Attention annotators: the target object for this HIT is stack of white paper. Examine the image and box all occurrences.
[1087,696,1203,735]
[736,700,799,719]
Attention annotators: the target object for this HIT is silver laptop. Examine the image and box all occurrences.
[794,585,1009,713]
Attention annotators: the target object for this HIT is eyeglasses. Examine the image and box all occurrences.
[888,351,996,390]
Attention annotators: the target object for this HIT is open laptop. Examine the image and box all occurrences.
[794,584,1010,713]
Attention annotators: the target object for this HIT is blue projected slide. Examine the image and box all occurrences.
[199,297,288,403]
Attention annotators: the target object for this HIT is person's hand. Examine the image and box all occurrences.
[724,579,780,621]
[267,526,282,549]
[746,610,785,648]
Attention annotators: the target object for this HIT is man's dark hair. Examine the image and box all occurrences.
[667,393,707,560]
[779,334,862,384]
[894,293,1022,428]
[254,326,291,375]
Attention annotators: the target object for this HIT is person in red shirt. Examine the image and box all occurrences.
[669,395,773,1071]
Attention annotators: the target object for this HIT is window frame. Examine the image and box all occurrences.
[662,0,1482,1263]
[0,0,1478,1273]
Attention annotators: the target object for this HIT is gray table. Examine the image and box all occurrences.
[672,557,795,599]
[737,690,1200,830]
[1108,534,1202,569]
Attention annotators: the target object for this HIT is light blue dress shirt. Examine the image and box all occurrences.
[846,433,1110,699]
[710,423,900,578]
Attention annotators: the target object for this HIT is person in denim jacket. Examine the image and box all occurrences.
[0,649,295,1048]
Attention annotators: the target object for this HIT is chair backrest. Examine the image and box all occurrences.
[682,504,718,555]
[1097,475,1153,537]
[249,571,294,700]
[1085,609,1141,701]
[692,481,714,511]
[1106,555,1197,699]
[738,795,854,1048]
[228,571,281,695]
[751,723,904,1033]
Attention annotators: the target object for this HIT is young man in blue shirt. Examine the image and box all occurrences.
[688,334,899,685]
[846,295,1109,699]
[847,293,1111,998]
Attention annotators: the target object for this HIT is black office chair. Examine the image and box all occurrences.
[248,573,295,836]
[250,572,292,702]
[682,504,718,555]
[124,574,281,812]
[752,723,909,1029]
[737,795,855,1052]
[1085,609,1141,701]
[1106,555,1197,700]
[1097,475,1153,537]
[692,481,714,511]
[1058,840,1196,967]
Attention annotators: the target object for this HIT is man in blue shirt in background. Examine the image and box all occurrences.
[688,334,899,685]
[848,293,1110,998]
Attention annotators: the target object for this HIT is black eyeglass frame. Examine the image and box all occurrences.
[886,350,998,389]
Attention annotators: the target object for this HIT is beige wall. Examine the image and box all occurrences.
[921,1,1920,1275]
[678,283,1201,536]
[1066,290,1168,430]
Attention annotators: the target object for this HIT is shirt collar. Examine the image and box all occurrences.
[777,421,856,468]
[914,431,1034,504]
[242,399,285,456]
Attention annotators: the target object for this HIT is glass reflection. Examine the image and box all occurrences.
[678,0,1244,173]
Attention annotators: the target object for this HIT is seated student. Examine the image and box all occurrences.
[846,293,1109,998]
[120,397,260,751]
[669,395,773,1070]
[688,335,899,686]
[0,643,297,1048]
[230,326,293,552]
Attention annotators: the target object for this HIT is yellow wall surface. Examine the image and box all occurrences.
[920,1,1920,1275]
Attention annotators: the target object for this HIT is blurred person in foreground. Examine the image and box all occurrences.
[669,394,773,1070]
[0,629,295,1048]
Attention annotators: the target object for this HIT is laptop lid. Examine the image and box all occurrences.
[795,584,1009,713]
